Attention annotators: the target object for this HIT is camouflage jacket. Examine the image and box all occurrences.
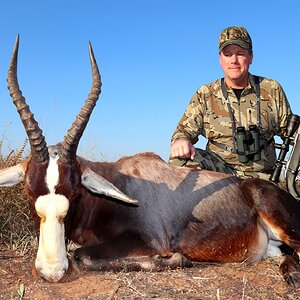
[171,73,292,172]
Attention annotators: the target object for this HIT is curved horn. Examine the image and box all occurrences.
[7,34,49,162]
[60,42,102,164]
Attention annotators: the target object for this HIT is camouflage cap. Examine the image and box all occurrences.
[219,26,252,53]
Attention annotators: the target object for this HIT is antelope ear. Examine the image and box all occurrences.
[81,167,138,204]
[0,162,26,187]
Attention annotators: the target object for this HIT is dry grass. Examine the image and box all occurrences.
[0,184,35,254]
[0,138,36,255]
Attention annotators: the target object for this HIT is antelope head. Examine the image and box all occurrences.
[0,35,137,282]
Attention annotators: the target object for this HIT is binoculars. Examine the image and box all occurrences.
[235,125,261,163]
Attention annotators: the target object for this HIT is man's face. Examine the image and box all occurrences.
[220,44,253,85]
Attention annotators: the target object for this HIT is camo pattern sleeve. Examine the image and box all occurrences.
[171,84,210,145]
[265,79,292,139]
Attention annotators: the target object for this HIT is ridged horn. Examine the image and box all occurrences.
[7,34,49,162]
[60,42,102,164]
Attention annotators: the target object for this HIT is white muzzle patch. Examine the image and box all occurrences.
[34,156,70,282]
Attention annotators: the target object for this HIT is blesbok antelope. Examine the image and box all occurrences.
[1,35,300,286]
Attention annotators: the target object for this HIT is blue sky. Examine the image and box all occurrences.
[0,1,299,162]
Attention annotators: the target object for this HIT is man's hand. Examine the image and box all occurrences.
[170,138,196,160]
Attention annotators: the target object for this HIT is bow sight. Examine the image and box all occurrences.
[270,114,300,200]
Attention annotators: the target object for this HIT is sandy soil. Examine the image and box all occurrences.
[1,247,300,299]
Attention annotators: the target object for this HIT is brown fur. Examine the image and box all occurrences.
[7,151,300,286]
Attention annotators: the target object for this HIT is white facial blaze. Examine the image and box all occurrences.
[34,156,70,282]
[46,156,60,193]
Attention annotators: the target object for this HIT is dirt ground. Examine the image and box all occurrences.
[1,247,300,300]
